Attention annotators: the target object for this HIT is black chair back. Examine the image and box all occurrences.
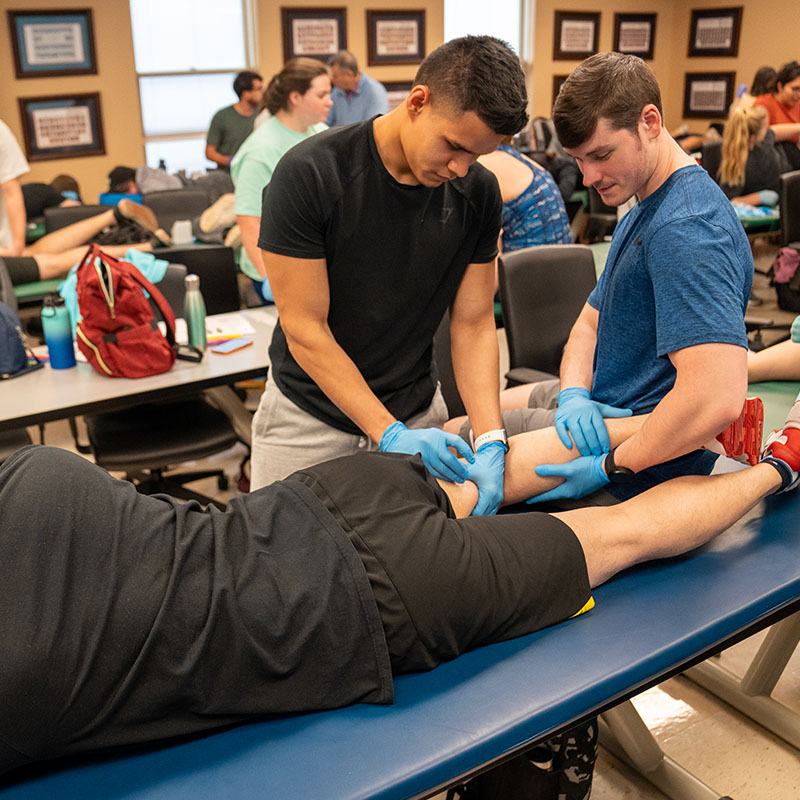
[142,189,210,233]
[700,140,723,183]
[44,204,114,234]
[779,170,800,249]
[154,264,188,317]
[432,310,466,418]
[154,245,240,315]
[498,244,597,380]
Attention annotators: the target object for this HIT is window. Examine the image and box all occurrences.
[129,0,256,173]
[444,0,523,57]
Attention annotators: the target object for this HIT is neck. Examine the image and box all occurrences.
[638,133,695,201]
[275,108,310,133]
[234,98,254,115]
[372,109,418,185]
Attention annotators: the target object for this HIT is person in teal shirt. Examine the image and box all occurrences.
[231,59,331,301]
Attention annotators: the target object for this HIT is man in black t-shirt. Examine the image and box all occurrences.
[3,411,799,776]
[252,36,529,517]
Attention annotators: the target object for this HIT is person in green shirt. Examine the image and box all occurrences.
[231,58,331,302]
[206,71,264,170]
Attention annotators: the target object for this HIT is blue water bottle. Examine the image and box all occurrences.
[184,274,207,350]
[41,293,76,369]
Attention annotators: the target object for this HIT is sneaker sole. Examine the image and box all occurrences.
[716,396,764,466]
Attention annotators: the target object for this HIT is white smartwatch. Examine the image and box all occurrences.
[470,428,508,452]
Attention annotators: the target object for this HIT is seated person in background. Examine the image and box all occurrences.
[326,50,389,127]
[107,165,140,195]
[232,58,330,303]
[478,136,573,254]
[718,105,787,206]
[206,70,264,170]
[0,118,30,259]
[670,122,722,154]
[2,199,167,284]
[3,405,800,777]
[731,66,777,113]
[22,175,83,220]
[755,60,800,170]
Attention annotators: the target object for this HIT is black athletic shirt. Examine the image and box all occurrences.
[258,118,502,434]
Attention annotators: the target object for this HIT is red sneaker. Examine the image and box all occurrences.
[716,397,764,466]
[761,426,800,492]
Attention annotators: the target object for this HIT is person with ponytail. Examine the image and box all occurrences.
[718,105,785,206]
[231,58,332,302]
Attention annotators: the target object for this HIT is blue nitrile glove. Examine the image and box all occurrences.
[554,387,633,456]
[526,454,609,504]
[757,189,779,207]
[467,441,507,516]
[379,421,474,483]
[791,315,800,343]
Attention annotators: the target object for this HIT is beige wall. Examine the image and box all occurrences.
[0,1,444,202]
[532,0,800,130]
[0,0,143,201]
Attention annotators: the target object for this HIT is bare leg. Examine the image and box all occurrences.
[748,340,800,383]
[442,382,537,435]
[440,414,646,517]
[553,464,780,588]
[30,243,152,280]
[25,209,117,254]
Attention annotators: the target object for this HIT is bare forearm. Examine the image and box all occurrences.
[770,123,800,142]
[1,179,26,256]
[205,144,229,167]
[451,312,502,436]
[237,215,265,277]
[613,383,743,472]
[559,321,596,389]
[283,323,395,442]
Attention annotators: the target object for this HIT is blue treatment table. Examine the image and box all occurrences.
[3,489,800,800]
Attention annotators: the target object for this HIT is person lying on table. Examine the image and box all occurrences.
[3,403,800,778]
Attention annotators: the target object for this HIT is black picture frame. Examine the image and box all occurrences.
[383,80,413,112]
[552,75,568,106]
[366,10,425,66]
[553,11,599,60]
[18,93,105,161]
[7,9,97,79]
[688,7,742,57]
[613,13,657,60]
[683,72,735,118]
[280,7,347,63]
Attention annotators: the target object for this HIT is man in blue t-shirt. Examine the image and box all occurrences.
[326,50,389,127]
[521,53,753,502]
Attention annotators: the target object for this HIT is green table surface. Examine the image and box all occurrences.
[748,380,800,444]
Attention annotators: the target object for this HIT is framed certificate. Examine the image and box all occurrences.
[367,10,425,66]
[688,8,742,57]
[683,72,735,118]
[8,9,97,78]
[553,11,599,60]
[614,13,657,60]
[281,7,346,62]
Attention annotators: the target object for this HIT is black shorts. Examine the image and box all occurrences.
[288,452,592,674]
[3,256,39,286]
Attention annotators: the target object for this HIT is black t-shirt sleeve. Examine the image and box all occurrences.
[470,178,502,263]
[258,147,329,260]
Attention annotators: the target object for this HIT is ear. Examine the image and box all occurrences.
[640,104,662,140]
[405,84,430,117]
[288,90,302,108]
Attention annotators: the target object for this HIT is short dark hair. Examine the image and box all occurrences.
[108,166,136,193]
[750,66,777,97]
[328,50,358,74]
[412,35,528,136]
[264,58,329,115]
[776,61,800,91]
[552,52,662,150]
[233,70,263,99]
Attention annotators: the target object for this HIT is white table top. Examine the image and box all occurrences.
[1,307,277,432]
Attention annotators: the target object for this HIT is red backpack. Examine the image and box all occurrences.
[75,244,178,378]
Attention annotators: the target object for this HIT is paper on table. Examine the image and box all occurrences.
[204,313,256,340]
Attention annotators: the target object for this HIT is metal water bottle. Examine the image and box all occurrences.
[41,293,76,369]
[184,274,207,350]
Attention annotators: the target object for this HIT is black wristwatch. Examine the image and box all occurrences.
[604,447,636,484]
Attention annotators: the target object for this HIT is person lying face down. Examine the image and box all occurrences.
[2,407,799,777]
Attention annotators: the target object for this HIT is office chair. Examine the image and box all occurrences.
[142,189,210,233]
[779,169,800,250]
[582,187,617,243]
[82,263,241,506]
[498,244,597,387]
[152,244,241,314]
[701,140,723,183]
[43,204,114,235]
